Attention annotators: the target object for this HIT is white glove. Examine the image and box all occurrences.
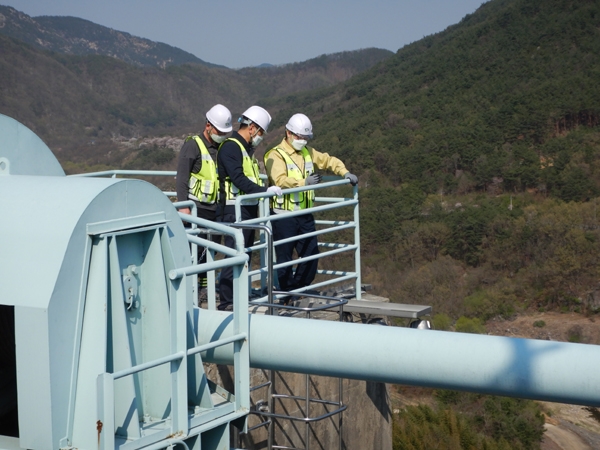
[267,185,283,196]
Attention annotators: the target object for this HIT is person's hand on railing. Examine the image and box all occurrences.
[267,185,283,196]
[178,207,193,225]
[344,172,358,186]
[305,173,322,185]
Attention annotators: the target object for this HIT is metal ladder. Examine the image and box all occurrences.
[243,292,348,450]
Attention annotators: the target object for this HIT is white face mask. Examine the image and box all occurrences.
[211,133,227,144]
[291,139,307,151]
[251,134,263,147]
[251,127,264,147]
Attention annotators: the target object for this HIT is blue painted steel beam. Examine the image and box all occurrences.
[196,309,600,407]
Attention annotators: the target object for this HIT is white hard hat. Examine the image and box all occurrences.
[240,106,272,132]
[285,113,313,139]
[206,104,232,133]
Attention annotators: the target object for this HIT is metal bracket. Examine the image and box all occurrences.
[122,264,139,310]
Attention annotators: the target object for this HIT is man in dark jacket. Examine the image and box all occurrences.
[176,104,232,295]
[216,105,281,311]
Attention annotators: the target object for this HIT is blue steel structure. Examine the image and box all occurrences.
[1,114,600,450]
[0,115,250,450]
[74,171,363,306]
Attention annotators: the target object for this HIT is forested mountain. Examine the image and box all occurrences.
[256,0,600,323]
[0,5,392,166]
[0,26,391,166]
[271,0,600,201]
[3,2,600,445]
[0,5,218,68]
[3,0,600,321]
[268,0,600,327]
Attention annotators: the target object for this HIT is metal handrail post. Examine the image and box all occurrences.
[338,373,343,450]
[233,259,250,419]
[352,184,361,300]
[229,223,274,305]
[338,302,344,450]
[269,367,275,450]
[306,309,311,450]
[169,274,187,436]
[174,200,199,302]
[259,204,274,299]
[206,246,217,309]
[231,221,275,442]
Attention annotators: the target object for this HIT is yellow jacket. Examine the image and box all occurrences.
[264,138,348,188]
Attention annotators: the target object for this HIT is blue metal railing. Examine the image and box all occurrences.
[94,216,251,450]
[73,169,359,450]
[73,170,362,304]
[70,169,177,178]
[230,178,361,303]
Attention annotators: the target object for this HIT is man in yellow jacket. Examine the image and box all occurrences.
[264,113,358,294]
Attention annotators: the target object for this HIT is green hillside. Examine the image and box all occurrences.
[272,0,600,200]
[258,0,600,322]
[3,0,600,322]
[0,29,391,165]
[3,3,599,444]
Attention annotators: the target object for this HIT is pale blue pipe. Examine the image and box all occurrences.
[196,309,600,407]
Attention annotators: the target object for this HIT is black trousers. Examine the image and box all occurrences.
[272,213,319,292]
[217,205,257,309]
[188,206,220,287]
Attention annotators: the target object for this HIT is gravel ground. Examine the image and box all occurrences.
[488,313,600,450]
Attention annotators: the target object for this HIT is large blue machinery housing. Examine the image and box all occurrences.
[1,114,600,450]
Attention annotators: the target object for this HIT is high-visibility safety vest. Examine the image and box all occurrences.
[220,138,263,206]
[187,136,218,204]
[264,146,314,211]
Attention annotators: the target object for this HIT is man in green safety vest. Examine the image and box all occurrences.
[216,105,282,311]
[176,104,232,296]
[264,113,358,295]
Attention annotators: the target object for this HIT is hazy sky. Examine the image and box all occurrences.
[2,0,487,68]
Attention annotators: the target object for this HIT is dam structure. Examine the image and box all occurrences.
[1,114,600,450]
